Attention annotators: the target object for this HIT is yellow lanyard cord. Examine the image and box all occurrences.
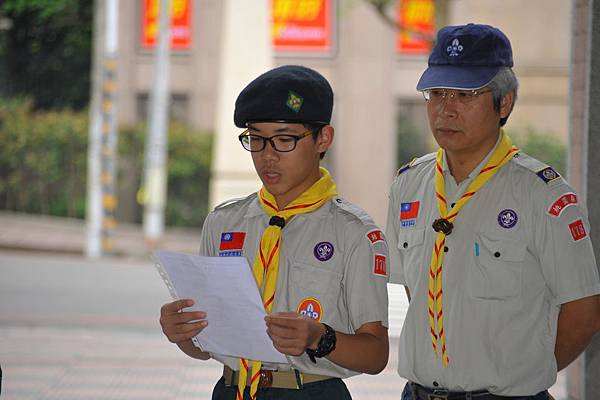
[428,131,518,367]
[237,167,337,399]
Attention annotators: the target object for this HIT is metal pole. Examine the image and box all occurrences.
[143,0,172,245]
[85,0,104,258]
[86,0,119,257]
[99,0,119,255]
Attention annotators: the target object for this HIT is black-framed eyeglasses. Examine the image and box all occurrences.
[238,129,314,152]
[422,88,492,105]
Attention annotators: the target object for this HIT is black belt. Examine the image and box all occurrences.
[409,382,550,400]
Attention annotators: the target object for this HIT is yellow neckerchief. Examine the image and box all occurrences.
[428,130,519,367]
[237,167,338,400]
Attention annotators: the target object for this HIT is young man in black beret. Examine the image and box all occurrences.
[159,65,390,400]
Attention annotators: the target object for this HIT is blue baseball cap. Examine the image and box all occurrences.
[416,23,513,91]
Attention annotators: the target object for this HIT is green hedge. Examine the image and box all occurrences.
[0,98,212,227]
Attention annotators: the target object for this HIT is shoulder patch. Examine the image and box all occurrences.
[396,153,436,176]
[511,152,563,185]
[536,166,561,184]
[396,158,415,176]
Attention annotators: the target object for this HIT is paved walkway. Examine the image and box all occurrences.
[0,211,200,258]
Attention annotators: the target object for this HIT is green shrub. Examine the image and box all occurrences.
[0,97,213,227]
[118,123,212,227]
[510,127,566,176]
[396,114,431,168]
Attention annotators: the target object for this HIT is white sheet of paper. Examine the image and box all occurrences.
[153,250,287,363]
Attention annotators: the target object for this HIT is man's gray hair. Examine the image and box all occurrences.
[487,67,519,127]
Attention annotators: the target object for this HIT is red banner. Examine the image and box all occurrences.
[141,0,192,50]
[396,0,435,55]
[272,0,333,54]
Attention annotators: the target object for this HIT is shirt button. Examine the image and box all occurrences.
[433,381,439,387]
[494,251,501,258]
[403,242,408,248]
[450,203,456,208]
[444,246,449,253]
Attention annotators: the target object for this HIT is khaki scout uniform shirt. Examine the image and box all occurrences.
[199,193,389,378]
[385,140,600,396]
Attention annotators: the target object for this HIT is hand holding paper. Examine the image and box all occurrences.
[154,250,288,364]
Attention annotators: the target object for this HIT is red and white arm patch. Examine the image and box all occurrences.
[568,219,588,242]
[366,229,385,244]
[548,192,578,217]
[373,254,387,277]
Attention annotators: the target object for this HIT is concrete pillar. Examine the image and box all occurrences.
[209,0,271,208]
[568,0,600,398]
[333,2,396,227]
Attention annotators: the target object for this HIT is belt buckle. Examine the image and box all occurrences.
[258,370,273,389]
[427,391,449,400]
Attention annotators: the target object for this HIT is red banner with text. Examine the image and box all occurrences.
[141,0,192,50]
[272,0,333,55]
[396,0,434,55]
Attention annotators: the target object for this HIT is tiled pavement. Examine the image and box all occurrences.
[0,326,406,400]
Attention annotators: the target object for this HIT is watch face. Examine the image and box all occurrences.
[306,323,336,361]
[317,324,336,355]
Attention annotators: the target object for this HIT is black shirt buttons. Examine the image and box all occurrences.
[450,203,456,208]
[403,242,408,248]
[494,251,501,258]
[433,381,439,387]
[444,246,449,253]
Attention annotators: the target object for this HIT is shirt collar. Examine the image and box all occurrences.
[244,193,332,220]
[442,132,503,180]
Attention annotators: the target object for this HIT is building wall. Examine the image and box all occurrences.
[113,0,572,225]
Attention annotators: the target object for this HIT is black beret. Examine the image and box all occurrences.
[234,65,334,128]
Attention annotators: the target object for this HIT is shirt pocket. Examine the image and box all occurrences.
[288,263,343,319]
[469,233,526,300]
[397,228,425,288]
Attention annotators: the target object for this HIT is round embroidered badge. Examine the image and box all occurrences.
[498,209,518,229]
[314,241,334,261]
[297,298,322,321]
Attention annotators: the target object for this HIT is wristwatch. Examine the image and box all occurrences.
[305,323,336,363]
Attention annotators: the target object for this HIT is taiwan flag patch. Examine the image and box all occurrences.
[400,201,420,227]
[219,232,246,257]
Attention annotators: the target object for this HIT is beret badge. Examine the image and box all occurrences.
[286,91,304,113]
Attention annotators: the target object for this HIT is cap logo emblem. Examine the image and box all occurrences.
[447,38,464,57]
[286,91,303,113]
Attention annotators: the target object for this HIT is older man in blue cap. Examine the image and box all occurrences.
[385,23,600,399]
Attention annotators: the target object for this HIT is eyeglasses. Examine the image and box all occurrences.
[238,129,314,152]
[422,88,491,105]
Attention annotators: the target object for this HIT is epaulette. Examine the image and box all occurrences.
[511,152,563,185]
[396,152,436,176]
[213,194,253,211]
[331,196,374,226]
